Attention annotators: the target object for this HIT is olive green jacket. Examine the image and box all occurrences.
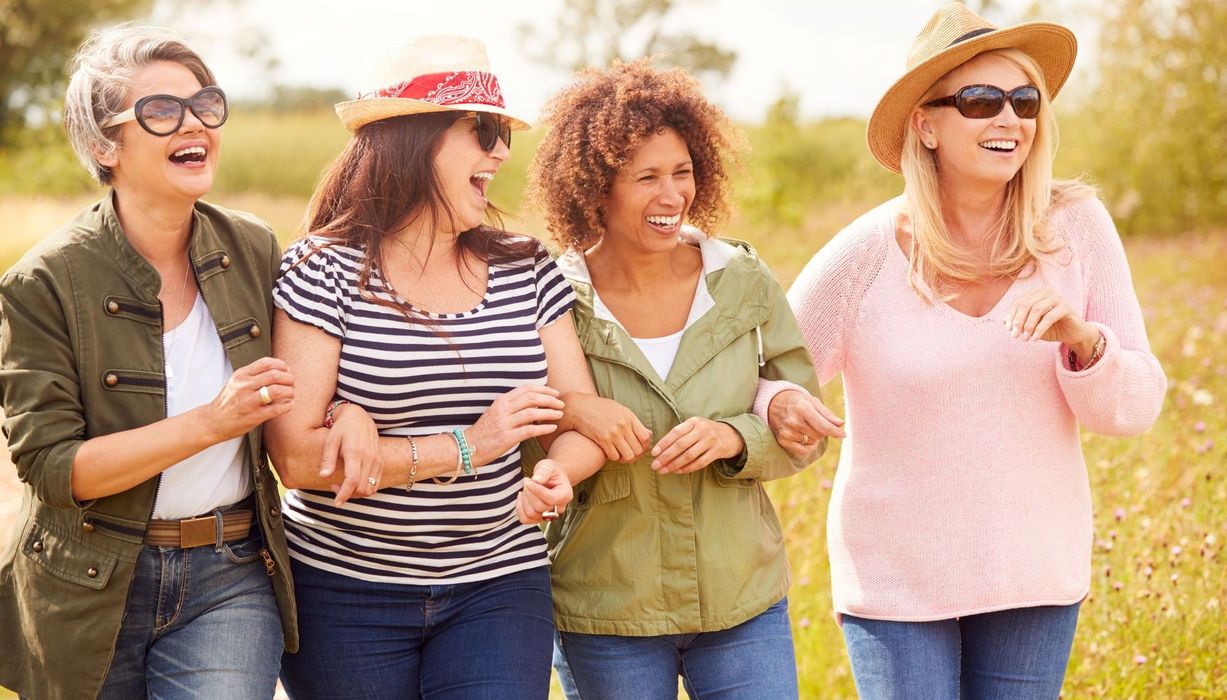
[525,236,823,636]
[0,194,297,698]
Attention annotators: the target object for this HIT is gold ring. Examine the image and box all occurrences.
[367,476,377,487]
[258,386,272,405]
[800,434,809,446]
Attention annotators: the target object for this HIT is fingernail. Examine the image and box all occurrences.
[651,460,660,470]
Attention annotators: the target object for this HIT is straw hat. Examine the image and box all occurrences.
[335,34,532,132]
[866,3,1077,173]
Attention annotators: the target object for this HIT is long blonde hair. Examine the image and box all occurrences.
[899,48,1094,300]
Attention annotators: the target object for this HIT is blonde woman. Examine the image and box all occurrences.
[765,4,1166,698]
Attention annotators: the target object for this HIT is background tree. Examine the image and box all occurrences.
[519,0,736,80]
[0,0,152,146]
[1060,0,1227,236]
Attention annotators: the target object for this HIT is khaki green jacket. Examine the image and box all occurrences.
[0,194,297,698]
[527,236,822,636]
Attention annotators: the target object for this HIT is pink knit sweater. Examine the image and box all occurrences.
[782,195,1166,621]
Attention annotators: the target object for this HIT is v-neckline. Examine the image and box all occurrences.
[885,207,1022,323]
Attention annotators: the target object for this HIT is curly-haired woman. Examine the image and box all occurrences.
[525,60,821,700]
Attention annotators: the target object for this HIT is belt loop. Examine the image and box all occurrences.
[213,507,225,552]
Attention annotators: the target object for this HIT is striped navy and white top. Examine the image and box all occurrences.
[272,236,576,584]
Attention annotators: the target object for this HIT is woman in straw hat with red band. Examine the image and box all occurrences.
[765,3,1166,698]
[265,35,606,699]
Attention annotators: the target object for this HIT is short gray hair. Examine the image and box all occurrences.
[64,24,216,184]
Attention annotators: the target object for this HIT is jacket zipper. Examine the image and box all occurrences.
[148,297,167,520]
[195,261,276,577]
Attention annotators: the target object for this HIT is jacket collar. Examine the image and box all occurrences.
[98,190,231,295]
[559,228,771,397]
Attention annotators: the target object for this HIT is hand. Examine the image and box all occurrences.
[1004,287,1099,359]
[201,357,294,443]
[515,459,574,525]
[767,389,844,458]
[321,403,382,507]
[561,392,652,463]
[650,417,744,475]
[467,385,564,468]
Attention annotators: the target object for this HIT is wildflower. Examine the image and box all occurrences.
[1194,421,1206,433]
[1135,654,1148,665]
[821,479,832,490]
[798,617,811,629]
[1113,582,1123,591]
[1114,507,1126,522]
[1192,389,1213,406]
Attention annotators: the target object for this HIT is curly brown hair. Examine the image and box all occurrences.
[527,60,742,250]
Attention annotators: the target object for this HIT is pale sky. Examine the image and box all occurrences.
[147,0,1102,123]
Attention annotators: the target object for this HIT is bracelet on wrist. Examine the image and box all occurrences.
[323,399,351,428]
[405,435,419,493]
[452,428,474,476]
[433,432,464,485]
[1069,332,1107,371]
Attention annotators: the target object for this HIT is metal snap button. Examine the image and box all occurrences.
[220,255,232,269]
[248,324,261,338]
[106,300,120,314]
[87,567,99,578]
[104,373,119,387]
[82,522,95,533]
[31,540,43,553]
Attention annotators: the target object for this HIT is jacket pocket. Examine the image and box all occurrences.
[573,468,631,510]
[99,368,164,395]
[21,520,118,590]
[217,317,263,351]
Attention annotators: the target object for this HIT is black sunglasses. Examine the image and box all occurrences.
[468,112,511,152]
[923,84,1041,120]
[102,87,229,136]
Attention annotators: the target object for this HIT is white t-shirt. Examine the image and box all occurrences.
[630,329,686,381]
[152,292,249,519]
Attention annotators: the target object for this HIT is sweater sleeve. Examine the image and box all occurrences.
[716,261,823,482]
[786,212,886,384]
[1053,198,1166,436]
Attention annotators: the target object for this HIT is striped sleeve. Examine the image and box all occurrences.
[533,244,576,329]
[273,238,352,339]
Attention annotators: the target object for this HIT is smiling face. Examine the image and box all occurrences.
[912,53,1037,192]
[601,127,695,254]
[433,113,509,233]
[99,60,221,204]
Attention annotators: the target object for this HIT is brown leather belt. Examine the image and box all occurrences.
[144,505,254,548]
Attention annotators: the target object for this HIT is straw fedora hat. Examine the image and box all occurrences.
[866,2,1077,173]
[335,34,532,133]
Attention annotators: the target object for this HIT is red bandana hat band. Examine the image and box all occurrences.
[364,71,507,109]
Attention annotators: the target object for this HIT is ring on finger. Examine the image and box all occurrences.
[542,506,559,521]
[258,385,272,405]
[367,476,378,487]
[800,434,810,446]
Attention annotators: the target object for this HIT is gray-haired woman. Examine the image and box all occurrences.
[0,25,298,698]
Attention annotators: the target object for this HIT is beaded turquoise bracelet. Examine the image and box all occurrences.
[452,428,474,476]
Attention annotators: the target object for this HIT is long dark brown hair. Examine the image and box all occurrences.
[300,111,539,321]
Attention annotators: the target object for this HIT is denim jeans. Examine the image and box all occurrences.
[97,532,283,699]
[280,561,554,700]
[553,597,798,700]
[841,602,1081,700]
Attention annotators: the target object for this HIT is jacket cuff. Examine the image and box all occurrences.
[714,413,771,480]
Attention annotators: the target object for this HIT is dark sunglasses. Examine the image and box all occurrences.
[468,112,511,151]
[923,84,1041,120]
[102,87,228,136]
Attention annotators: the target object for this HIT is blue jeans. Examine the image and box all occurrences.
[280,561,554,700]
[842,603,1081,700]
[554,597,798,700]
[97,532,283,699]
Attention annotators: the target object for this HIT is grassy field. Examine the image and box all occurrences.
[0,106,1223,697]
